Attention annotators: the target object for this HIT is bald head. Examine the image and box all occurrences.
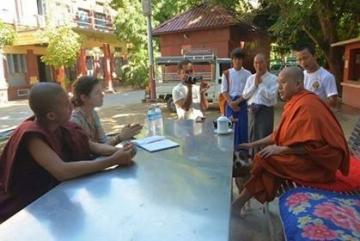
[254,53,266,62]
[29,82,67,119]
[278,66,304,101]
[254,53,267,73]
[280,66,304,85]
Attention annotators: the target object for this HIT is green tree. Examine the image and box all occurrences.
[41,25,82,68]
[0,21,16,47]
[247,0,360,83]
[112,0,239,87]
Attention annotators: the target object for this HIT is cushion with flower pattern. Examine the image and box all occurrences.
[279,187,360,241]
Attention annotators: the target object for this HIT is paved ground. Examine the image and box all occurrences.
[0,90,359,241]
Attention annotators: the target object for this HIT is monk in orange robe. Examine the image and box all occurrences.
[233,66,349,210]
[0,83,136,222]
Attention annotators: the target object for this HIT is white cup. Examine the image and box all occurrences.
[216,116,232,134]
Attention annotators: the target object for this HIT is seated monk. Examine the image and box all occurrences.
[0,83,135,222]
[233,66,349,211]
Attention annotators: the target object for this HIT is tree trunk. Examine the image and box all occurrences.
[315,0,344,94]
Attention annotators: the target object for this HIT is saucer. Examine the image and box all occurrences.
[214,128,232,135]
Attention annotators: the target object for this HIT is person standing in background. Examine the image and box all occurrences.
[242,54,278,156]
[221,48,251,148]
[295,44,338,108]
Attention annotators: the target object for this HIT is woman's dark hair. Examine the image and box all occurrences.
[231,48,245,60]
[71,76,100,107]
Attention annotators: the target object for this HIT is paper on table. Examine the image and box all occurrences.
[131,135,179,152]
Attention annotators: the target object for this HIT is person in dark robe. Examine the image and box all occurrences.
[232,66,349,212]
[0,82,135,222]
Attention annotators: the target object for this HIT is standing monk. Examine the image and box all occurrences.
[233,66,349,210]
[0,83,136,222]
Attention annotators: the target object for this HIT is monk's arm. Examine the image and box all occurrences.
[27,137,133,181]
[239,133,274,149]
[89,140,119,156]
[259,143,307,158]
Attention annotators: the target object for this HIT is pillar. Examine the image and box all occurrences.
[26,49,39,84]
[103,43,113,91]
[0,51,8,104]
[54,66,66,89]
[77,48,87,77]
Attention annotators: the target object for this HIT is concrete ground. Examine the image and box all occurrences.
[1,91,359,241]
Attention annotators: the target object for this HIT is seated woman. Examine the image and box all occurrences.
[0,83,136,222]
[70,76,142,146]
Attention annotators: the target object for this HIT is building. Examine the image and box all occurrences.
[152,3,270,74]
[332,38,360,109]
[0,0,126,103]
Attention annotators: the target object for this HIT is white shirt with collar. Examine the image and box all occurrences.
[304,67,338,100]
[172,83,203,120]
[220,67,251,97]
[242,71,278,107]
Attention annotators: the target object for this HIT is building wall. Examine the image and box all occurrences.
[159,28,231,58]
[0,0,124,101]
[157,27,270,74]
[341,41,360,109]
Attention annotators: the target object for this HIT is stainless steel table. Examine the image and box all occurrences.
[0,120,234,241]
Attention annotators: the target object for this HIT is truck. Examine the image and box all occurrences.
[154,54,231,112]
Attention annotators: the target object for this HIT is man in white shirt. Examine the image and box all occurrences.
[295,44,338,108]
[242,54,278,155]
[172,59,209,120]
[221,48,251,147]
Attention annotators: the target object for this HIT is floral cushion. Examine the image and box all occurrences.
[279,187,360,241]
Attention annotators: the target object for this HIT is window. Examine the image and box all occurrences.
[6,54,27,74]
[77,8,90,28]
[94,12,107,30]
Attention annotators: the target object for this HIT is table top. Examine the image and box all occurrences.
[0,120,234,241]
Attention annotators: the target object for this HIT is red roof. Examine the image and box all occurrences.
[153,3,257,36]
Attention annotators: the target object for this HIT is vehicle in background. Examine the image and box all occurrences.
[155,54,231,112]
[270,59,284,76]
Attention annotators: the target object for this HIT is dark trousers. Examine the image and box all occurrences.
[248,105,274,156]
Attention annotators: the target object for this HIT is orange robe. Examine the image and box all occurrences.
[245,90,349,203]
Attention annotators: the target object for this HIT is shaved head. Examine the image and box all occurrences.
[29,82,67,119]
[278,66,305,101]
[254,53,266,62]
[280,66,304,85]
[254,53,268,73]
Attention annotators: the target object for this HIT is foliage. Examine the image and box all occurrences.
[111,0,239,87]
[40,25,82,68]
[0,21,16,47]
[249,0,360,56]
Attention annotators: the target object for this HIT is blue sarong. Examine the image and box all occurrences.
[225,96,248,149]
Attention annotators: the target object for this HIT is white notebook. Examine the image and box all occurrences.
[131,135,179,152]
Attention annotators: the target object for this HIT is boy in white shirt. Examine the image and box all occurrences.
[221,48,251,147]
[172,60,209,120]
[295,44,338,108]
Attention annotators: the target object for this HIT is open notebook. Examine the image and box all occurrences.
[131,135,179,152]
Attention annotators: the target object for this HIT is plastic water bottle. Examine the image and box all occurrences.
[153,105,163,135]
[146,105,156,136]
